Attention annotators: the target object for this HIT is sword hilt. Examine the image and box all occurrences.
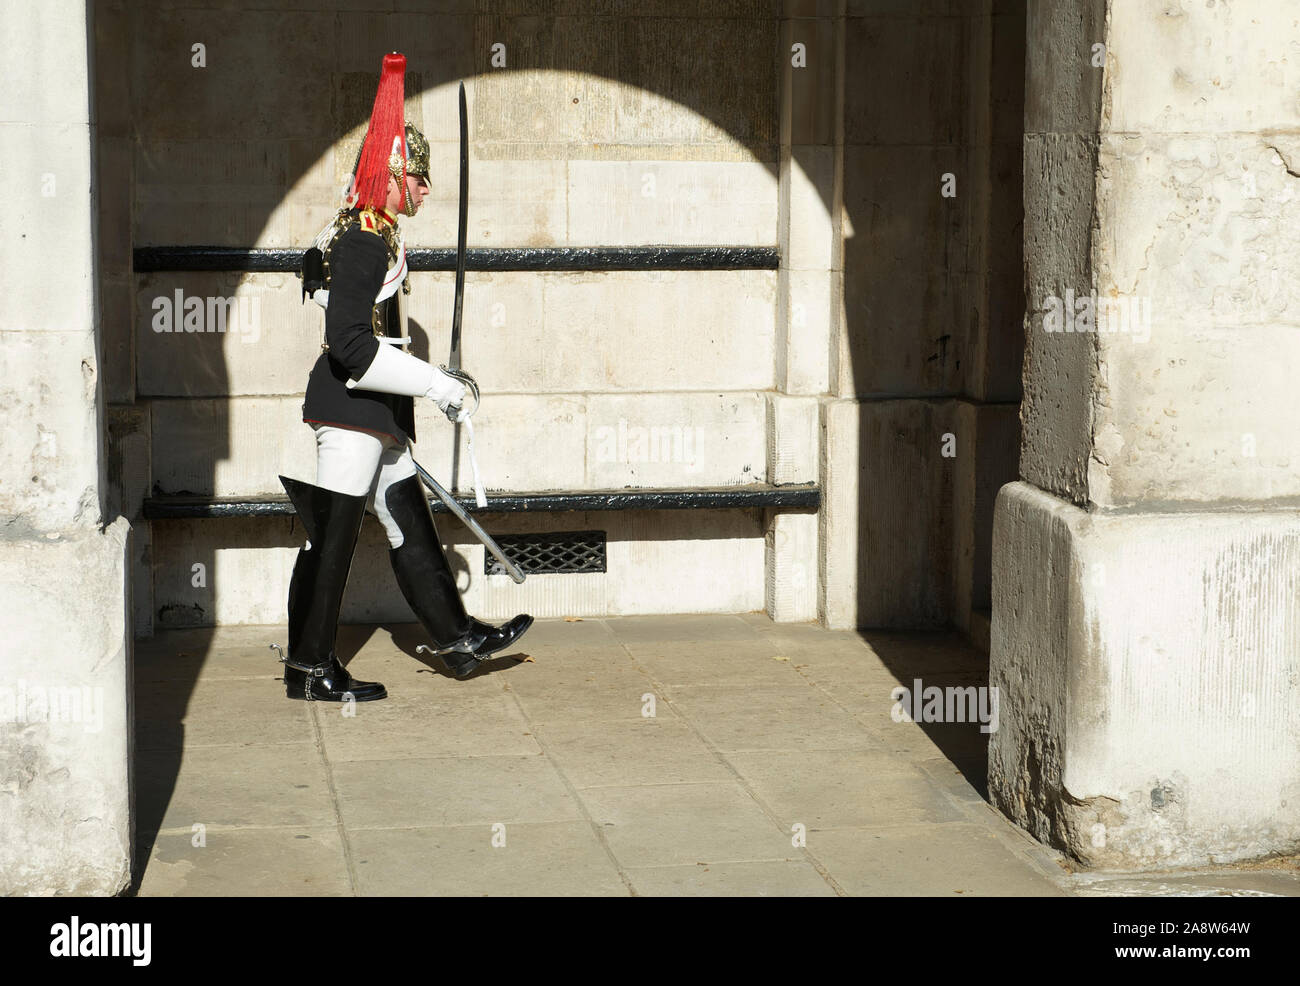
[440,364,480,422]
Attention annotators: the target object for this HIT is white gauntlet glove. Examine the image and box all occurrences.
[424,364,468,413]
[346,344,467,413]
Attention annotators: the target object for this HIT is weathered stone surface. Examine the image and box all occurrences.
[1088,133,1300,507]
[1106,0,1300,135]
[991,482,1300,868]
[0,520,133,895]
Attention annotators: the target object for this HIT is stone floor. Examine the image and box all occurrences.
[130,614,1300,897]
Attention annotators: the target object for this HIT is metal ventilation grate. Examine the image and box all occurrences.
[484,530,607,576]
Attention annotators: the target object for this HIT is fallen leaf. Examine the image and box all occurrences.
[563,616,584,622]
[772,655,790,662]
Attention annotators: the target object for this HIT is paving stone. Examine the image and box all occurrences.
[136,826,350,897]
[807,824,1067,897]
[332,755,583,829]
[578,782,791,867]
[533,718,734,788]
[622,639,812,688]
[135,744,336,832]
[608,613,764,645]
[626,859,837,897]
[505,616,621,649]
[503,664,670,724]
[665,684,879,752]
[916,755,989,804]
[135,676,313,750]
[315,687,542,761]
[350,822,628,897]
[726,750,966,828]
[127,618,1299,896]
[857,630,990,676]
[135,627,290,682]
[487,641,639,677]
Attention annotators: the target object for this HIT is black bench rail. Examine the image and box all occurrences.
[143,484,820,519]
[134,245,780,274]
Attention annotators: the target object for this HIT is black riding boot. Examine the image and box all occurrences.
[385,474,533,678]
[279,476,387,701]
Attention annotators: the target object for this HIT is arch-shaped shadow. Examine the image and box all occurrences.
[106,2,1025,890]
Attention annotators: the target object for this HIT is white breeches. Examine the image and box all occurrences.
[313,424,417,548]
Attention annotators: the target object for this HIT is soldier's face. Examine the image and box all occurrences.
[386,174,430,215]
[407,175,430,211]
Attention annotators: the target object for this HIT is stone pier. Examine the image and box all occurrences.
[990,0,1300,868]
[0,1,134,895]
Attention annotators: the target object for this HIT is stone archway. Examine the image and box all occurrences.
[5,0,1033,894]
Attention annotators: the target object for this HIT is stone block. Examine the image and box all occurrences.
[96,137,133,276]
[821,398,956,629]
[844,13,971,146]
[781,15,837,147]
[780,266,834,395]
[586,391,766,488]
[101,274,136,406]
[0,519,133,895]
[991,481,1300,868]
[0,122,96,335]
[1107,0,1300,135]
[567,160,777,246]
[785,144,836,271]
[766,509,818,622]
[610,16,779,150]
[150,396,315,497]
[841,267,973,397]
[1019,131,1098,505]
[0,331,103,532]
[131,8,337,140]
[540,270,777,392]
[1023,0,1105,137]
[842,144,972,284]
[766,392,819,484]
[136,272,319,398]
[0,3,90,126]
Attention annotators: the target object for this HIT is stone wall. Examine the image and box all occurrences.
[823,0,1024,630]
[96,0,1021,637]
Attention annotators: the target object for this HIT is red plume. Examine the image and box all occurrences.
[351,52,407,210]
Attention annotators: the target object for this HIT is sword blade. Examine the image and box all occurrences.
[412,458,527,585]
[448,80,469,372]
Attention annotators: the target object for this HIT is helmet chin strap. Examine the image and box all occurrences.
[389,134,417,217]
[401,175,417,217]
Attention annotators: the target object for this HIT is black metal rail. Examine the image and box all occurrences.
[134,245,780,273]
[143,484,820,519]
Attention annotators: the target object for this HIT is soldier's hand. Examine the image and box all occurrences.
[424,366,467,413]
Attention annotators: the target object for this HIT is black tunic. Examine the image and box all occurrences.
[301,223,416,444]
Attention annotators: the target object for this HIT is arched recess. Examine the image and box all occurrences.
[101,2,1023,646]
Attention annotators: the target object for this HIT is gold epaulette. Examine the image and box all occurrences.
[358,207,401,262]
[319,208,399,283]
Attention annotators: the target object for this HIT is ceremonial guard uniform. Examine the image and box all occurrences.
[278,53,531,702]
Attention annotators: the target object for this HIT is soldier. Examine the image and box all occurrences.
[278,53,531,702]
